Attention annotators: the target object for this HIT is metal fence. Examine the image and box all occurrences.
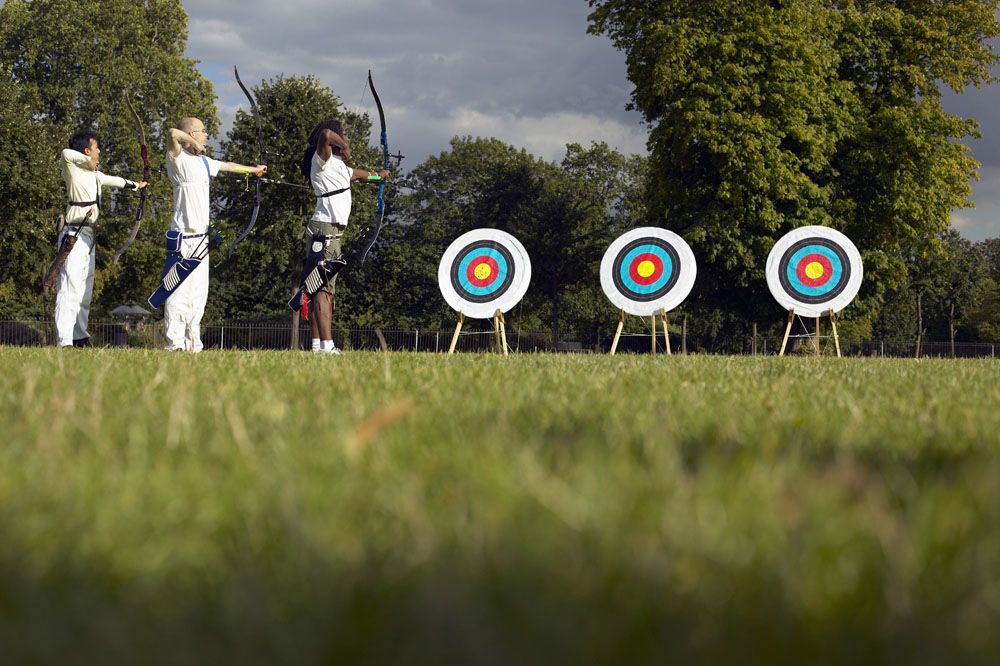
[0,318,556,353]
[1,318,997,357]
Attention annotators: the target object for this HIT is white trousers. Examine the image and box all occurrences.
[54,229,95,346]
[163,236,210,352]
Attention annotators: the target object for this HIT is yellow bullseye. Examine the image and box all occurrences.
[474,263,493,280]
[637,260,656,278]
[805,261,825,280]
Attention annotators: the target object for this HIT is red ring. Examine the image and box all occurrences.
[628,253,663,286]
[466,255,500,287]
[796,253,833,287]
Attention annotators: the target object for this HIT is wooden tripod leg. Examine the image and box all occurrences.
[660,308,671,355]
[448,312,464,354]
[610,309,625,355]
[499,311,509,356]
[493,309,503,354]
[779,309,795,357]
[829,309,841,358]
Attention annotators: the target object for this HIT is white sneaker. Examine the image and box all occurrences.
[318,345,342,355]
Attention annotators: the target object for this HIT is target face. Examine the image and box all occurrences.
[766,226,863,317]
[438,229,532,318]
[600,227,697,316]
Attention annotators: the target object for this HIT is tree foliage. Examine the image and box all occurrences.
[588,0,1000,336]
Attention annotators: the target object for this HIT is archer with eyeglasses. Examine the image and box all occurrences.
[148,118,266,352]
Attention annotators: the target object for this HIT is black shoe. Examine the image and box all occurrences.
[72,337,90,348]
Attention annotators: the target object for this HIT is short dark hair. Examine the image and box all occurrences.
[69,130,99,153]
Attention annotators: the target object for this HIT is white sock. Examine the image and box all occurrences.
[321,339,333,351]
[311,338,321,352]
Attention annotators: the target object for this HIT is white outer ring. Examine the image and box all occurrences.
[765,225,863,317]
[600,227,697,317]
[437,229,532,319]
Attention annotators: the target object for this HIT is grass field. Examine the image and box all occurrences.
[0,347,998,664]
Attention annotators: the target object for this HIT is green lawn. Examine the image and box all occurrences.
[0,348,998,664]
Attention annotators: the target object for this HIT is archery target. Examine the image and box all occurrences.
[766,226,863,317]
[600,227,697,316]
[438,229,532,318]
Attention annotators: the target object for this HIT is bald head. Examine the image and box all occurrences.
[179,117,206,135]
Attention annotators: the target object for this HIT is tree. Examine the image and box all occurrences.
[936,231,986,354]
[970,239,1000,341]
[0,70,62,317]
[588,0,1000,337]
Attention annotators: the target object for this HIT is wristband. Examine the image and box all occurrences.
[366,173,382,182]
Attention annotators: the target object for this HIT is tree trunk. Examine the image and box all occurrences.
[549,290,561,347]
[290,276,301,351]
[949,302,955,358]
[915,292,922,359]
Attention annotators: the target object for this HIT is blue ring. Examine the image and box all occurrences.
[784,244,843,297]
[617,244,674,296]
[456,248,509,296]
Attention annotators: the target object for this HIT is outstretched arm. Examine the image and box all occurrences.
[96,173,148,191]
[349,167,391,182]
[217,161,267,177]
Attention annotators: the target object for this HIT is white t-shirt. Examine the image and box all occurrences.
[61,149,133,224]
[310,152,352,226]
[166,149,222,233]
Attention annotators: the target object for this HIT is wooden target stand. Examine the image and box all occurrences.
[447,309,509,355]
[610,307,671,355]
[778,308,842,357]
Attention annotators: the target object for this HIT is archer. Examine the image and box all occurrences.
[292,119,389,355]
[46,130,147,347]
[149,117,265,352]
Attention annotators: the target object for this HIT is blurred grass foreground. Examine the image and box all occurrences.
[0,347,998,664]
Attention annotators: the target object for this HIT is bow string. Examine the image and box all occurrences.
[112,94,151,265]
[359,69,401,265]
[227,65,268,258]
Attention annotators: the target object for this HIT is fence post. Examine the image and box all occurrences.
[436,331,440,353]
[221,325,225,350]
[414,329,419,352]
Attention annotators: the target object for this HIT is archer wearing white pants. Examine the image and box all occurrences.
[55,133,145,347]
[163,118,266,352]
[163,235,210,352]
[53,227,96,346]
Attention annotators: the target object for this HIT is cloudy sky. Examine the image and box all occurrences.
[183,0,999,241]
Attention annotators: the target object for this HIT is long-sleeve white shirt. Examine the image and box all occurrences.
[61,149,135,224]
